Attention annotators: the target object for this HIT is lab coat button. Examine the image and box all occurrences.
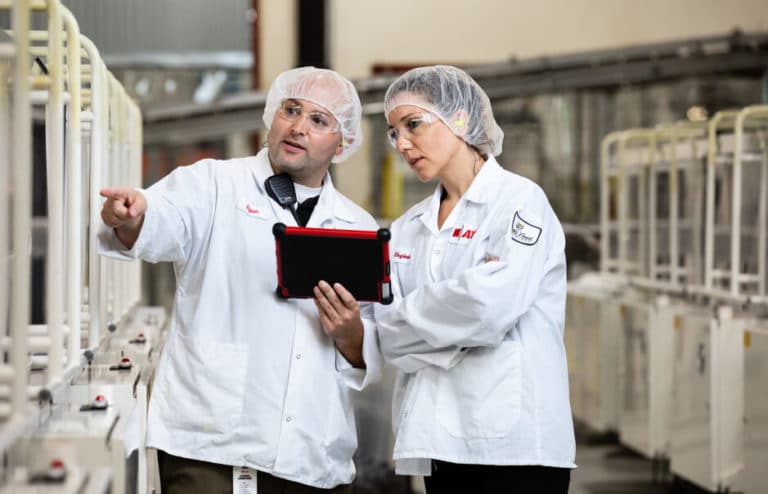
[285,416,292,422]
[296,354,302,360]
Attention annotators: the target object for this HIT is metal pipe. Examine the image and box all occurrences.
[100,67,111,336]
[758,131,767,297]
[599,131,623,274]
[0,42,11,361]
[732,111,745,298]
[62,5,82,369]
[131,96,143,308]
[44,0,65,383]
[81,35,103,349]
[668,128,680,287]
[110,74,123,319]
[704,111,738,291]
[648,134,658,281]
[10,0,32,418]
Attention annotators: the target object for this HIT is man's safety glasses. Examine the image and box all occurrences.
[277,100,340,135]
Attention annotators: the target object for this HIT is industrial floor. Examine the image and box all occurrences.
[397,423,714,494]
[568,424,710,494]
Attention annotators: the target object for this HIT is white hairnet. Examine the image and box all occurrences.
[384,65,503,156]
[263,67,363,163]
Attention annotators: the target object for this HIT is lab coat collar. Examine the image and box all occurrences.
[463,155,505,204]
[249,149,357,224]
[403,155,506,224]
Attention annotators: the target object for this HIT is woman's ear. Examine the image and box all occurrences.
[335,139,347,156]
[450,109,470,138]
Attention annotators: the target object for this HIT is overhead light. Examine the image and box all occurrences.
[134,77,150,98]
[164,78,178,95]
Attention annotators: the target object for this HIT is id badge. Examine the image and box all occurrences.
[233,466,257,494]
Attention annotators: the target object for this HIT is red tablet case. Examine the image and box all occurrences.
[272,223,393,304]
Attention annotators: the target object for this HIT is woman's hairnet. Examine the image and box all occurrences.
[384,65,503,156]
[263,67,363,163]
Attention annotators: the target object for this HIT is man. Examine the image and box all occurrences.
[99,67,381,493]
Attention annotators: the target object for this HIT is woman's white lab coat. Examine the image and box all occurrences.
[99,149,382,488]
[374,157,576,475]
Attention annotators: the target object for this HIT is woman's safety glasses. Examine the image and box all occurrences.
[277,100,340,135]
[386,112,437,148]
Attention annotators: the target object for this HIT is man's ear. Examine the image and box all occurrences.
[450,109,470,138]
[335,137,349,156]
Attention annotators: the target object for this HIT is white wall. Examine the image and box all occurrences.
[330,0,768,79]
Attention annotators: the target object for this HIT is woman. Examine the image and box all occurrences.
[374,65,575,493]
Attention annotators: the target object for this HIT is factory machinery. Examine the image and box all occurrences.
[3,2,767,492]
[1,1,166,492]
[567,105,768,492]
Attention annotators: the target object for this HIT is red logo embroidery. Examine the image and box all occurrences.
[394,252,411,260]
[452,228,476,239]
[245,204,259,215]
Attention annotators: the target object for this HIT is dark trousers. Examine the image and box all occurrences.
[157,450,351,494]
[423,460,571,494]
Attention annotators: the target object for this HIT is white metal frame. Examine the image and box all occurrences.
[600,130,653,278]
[0,14,15,422]
[4,0,33,431]
[702,106,768,305]
[642,123,708,293]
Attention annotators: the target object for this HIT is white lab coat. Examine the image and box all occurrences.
[374,157,576,475]
[99,149,382,488]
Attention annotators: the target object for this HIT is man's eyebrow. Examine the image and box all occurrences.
[285,98,333,118]
[307,107,333,118]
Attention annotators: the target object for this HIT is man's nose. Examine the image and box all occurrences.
[289,115,310,135]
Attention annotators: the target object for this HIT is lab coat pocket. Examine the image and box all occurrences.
[157,332,248,433]
[436,340,521,438]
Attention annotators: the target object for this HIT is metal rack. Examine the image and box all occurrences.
[569,104,768,492]
[1,2,151,492]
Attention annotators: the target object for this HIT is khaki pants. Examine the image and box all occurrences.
[157,450,352,494]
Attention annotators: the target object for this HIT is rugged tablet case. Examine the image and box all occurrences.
[272,223,393,304]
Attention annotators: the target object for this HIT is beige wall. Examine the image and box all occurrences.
[330,0,768,79]
[259,0,296,88]
[258,0,768,210]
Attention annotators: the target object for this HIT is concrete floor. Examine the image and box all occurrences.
[570,426,711,494]
[571,442,672,494]
[397,425,714,494]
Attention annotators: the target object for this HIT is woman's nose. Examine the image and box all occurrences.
[396,134,412,152]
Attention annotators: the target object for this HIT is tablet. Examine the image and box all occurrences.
[272,223,393,304]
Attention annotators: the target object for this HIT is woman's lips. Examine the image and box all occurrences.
[408,157,422,167]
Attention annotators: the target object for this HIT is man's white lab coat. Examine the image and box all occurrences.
[99,149,381,488]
